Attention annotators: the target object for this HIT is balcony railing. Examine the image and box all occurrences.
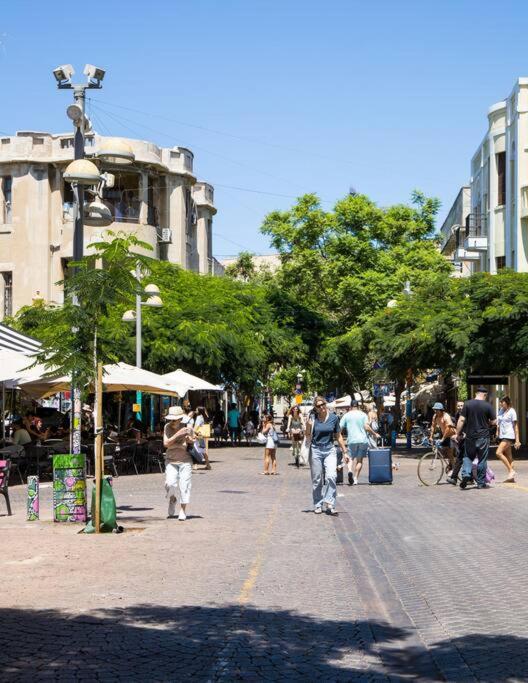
[464,212,488,251]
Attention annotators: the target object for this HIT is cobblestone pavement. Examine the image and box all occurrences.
[2,444,528,681]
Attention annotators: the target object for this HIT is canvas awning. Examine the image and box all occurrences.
[161,369,223,392]
[0,323,41,354]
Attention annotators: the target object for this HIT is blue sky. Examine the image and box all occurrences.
[1,0,527,256]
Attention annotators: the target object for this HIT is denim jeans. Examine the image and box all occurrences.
[461,437,489,486]
[310,444,337,508]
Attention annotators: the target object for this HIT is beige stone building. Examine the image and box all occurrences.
[0,131,218,319]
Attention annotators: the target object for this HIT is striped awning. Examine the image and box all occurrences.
[0,323,41,355]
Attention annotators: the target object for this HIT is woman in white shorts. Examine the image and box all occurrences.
[260,414,278,475]
[496,396,521,482]
[163,405,194,520]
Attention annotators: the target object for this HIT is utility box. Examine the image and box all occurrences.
[52,454,87,522]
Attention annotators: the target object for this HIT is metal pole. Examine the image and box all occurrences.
[136,289,142,368]
[135,266,142,421]
[71,86,86,456]
[94,360,103,533]
[1,381,5,444]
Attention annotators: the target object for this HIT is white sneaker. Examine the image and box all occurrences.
[168,496,177,518]
[504,471,516,483]
[178,509,187,521]
[353,476,358,485]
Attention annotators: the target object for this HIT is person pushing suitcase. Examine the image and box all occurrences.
[340,401,380,485]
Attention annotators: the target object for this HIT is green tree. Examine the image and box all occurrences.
[111,260,306,395]
[462,270,528,376]
[11,231,151,387]
[261,190,450,392]
[224,251,257,281]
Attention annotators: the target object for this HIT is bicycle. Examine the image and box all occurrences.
[417,439,449,486]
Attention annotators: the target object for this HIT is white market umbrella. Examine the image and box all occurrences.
[162,368,223,392]
[0,348,50,384]
[19,362,186,399]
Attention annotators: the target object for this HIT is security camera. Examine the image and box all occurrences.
[84,64,106,84]
[53,64,75,84]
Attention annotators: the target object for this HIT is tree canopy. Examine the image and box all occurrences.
[260,190,451,391]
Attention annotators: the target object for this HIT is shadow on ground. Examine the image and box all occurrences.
[1,604,525,681]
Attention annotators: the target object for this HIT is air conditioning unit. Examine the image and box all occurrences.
[158,228,172,244]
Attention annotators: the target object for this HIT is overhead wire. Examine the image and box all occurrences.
[88,103,335,204]
[89,101,314,192]
[88,97,356,167]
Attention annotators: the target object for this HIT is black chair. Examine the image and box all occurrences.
[0,446,25,485]
[114,442,139,475]
[103,443,119,477]
[0,459,12,515]
[24,444,53,480]
[146,440,164,473]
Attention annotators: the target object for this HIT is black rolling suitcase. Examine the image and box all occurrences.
[368,446,393,484]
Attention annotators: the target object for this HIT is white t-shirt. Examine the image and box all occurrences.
[498,407,517,440]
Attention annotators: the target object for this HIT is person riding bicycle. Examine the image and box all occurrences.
[429,402,455,475]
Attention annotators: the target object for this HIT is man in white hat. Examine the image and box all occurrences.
[163,406,195,520]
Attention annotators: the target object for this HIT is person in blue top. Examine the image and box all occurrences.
[305,396,347,516]
[227,403,241,446]
[340,401,380,485]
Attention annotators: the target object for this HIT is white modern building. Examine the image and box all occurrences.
[460,78,528,274]
[442,78,528,438]
[0,131,219,320]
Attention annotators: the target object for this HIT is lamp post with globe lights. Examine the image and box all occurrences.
[122,270,163,423]
[386,281,413,449]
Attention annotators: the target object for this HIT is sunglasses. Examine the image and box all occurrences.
[315,403,326,409]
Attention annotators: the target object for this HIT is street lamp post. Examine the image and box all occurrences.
[53,64,105,455]
[387,281,413,449]
[122,272,163,423]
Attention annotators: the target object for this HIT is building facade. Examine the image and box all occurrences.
[467,78,528,274]
[441,79,528,439]
[0,131,217,319]
[439,186,474,277]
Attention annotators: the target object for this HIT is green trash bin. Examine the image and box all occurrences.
[52,454,87,523]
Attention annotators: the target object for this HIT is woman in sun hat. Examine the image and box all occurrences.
[163,405,195,520]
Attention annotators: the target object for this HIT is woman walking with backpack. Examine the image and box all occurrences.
[260,414,279,475]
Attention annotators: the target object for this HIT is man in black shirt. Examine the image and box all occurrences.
[455,387,496,489]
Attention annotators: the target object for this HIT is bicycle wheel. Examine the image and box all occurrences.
[417,451,445,486]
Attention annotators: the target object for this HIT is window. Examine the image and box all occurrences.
[60,137,75,149]
[496,256,506,270]
[496,152,506,206]
[102,172,140,223]
[207,218,213,260]
[2,272,12,318]
[1,176,12,223]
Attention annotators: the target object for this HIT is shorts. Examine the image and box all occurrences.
[348,442,368,459]
[500,437,515,444]
[229,426,240,438]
